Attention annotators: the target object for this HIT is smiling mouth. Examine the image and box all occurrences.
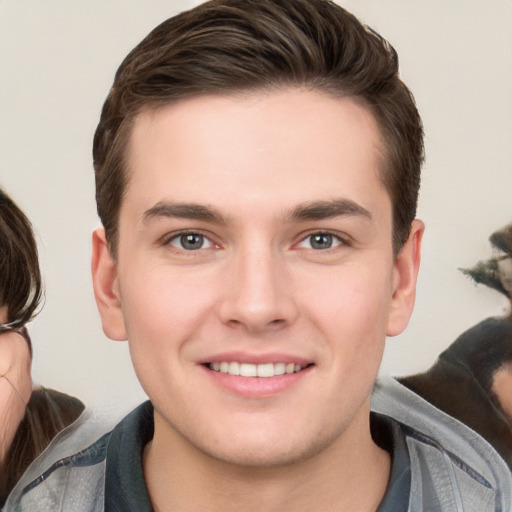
[207,362,311,378]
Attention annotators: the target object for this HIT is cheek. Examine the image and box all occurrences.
[303,264,394,338]
[301,264,393,388]
[118,267,217,378]
[120,267,207,331]
[118,274,187,401]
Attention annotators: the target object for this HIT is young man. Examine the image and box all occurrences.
[5,1,511,510]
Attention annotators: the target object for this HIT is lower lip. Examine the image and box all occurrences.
[202,365,313,398]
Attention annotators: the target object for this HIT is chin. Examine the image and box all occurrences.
[196,424,337,469]
[208,444,311,468]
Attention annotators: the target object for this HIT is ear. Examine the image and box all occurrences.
[91,228,127,341]
[386,220,424,337]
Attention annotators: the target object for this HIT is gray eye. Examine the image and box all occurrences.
[297,233,343,250]
[169,233,212,250]
[181,234,204,250]
[310,233,334,250]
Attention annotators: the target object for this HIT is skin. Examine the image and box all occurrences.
[0,305,32,462]
[493,362,512,423]
[92,89,423,511]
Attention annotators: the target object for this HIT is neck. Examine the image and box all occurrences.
[143,409,390,512]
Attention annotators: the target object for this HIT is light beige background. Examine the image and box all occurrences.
[1,0,511,413]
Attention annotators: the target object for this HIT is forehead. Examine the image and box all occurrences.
[123,89,389,219]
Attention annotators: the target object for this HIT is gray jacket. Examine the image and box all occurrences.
[4,376,511,511]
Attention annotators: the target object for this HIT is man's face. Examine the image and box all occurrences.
[93,89,421,466]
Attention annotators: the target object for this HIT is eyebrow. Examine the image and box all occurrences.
[286,199,372,222]
[142,202,227,225]
[142,198,371,226]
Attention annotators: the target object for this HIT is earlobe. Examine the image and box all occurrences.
[91,228,127,341]
[386,219,424,337]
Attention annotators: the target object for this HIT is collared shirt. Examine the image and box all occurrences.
[104,402,153,511]
[374,413,411,512]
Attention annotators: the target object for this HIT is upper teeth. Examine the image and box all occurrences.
[209,362,303,377]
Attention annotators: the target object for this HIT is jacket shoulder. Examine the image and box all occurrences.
[372,376,512,512]
[3,406,121,512]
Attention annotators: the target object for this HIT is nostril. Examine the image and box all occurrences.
[264,318,287,331]
[225,317,287,332]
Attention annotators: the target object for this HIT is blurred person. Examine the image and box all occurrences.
[400,223,512,468]
[0,187,41,469]
[0,188,84,505]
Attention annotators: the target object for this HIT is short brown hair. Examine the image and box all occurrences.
[93,0,424,256]
[0,189,42,330]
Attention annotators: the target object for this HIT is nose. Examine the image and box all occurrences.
[217,245,298,333]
